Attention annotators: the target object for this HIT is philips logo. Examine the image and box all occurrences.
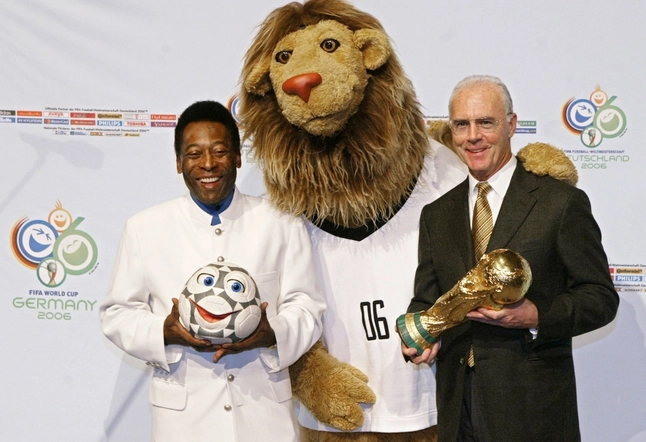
[615,275,643,282]
[97,120,122,127]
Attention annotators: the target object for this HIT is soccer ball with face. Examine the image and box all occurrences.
[178,262,262,344]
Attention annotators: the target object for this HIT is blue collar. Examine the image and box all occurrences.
[190,190,234,226]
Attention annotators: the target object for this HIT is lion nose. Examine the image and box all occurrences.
[282,73,322,103]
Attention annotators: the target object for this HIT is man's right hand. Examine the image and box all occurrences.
[163,298,213,350]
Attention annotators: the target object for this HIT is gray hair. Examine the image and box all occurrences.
[449,75,514,116]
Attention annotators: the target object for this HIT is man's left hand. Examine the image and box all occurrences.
[466,298,539,329]
[212,302,276,363]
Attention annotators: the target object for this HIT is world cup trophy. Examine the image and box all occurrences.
[396,249,532,354]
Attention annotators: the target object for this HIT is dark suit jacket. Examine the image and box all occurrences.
[409,162,619,442]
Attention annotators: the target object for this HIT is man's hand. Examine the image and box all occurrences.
[163,298,213,350]
[466,297,539,329]
[401,340,440,365]
[211,302,276,363]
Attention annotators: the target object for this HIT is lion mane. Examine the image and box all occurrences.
[239,0,428,228]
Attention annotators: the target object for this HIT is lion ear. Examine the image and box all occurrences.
[244,57,272,96]
[353,29,391,71]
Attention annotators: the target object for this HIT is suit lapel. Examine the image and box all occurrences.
[488,162,538,251]
[449,179,476,269]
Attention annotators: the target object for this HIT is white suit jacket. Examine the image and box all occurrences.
[100,189,325,442]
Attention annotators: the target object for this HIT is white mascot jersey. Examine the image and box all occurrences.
[296,140,467,433]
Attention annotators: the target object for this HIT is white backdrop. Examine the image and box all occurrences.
[1,1,645,441]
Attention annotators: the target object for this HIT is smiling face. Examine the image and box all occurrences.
[178,262,262,343]
[590,87,608,107]
[176,121,241,205]
[450,83,517,181]
[48,206,72,232]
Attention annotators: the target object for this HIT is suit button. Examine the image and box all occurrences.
[227,374,235,381]
[215,228,222,235]
[459,357,465,365]
[217,256,225,262]
[224,404,232,411]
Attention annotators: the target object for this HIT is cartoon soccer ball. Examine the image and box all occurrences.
[178,262,262,344]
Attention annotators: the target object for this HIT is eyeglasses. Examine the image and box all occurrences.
[448,114,513,135]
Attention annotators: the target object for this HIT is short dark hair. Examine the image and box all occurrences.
[174,101,241,157]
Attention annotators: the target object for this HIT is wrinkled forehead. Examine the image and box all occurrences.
[450,84,506,119]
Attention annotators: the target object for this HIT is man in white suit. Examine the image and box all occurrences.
[100,100,325,442]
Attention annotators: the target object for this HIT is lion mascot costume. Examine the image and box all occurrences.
[238,1,578,441]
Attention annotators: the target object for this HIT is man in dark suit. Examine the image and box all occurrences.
[403,75,619,442]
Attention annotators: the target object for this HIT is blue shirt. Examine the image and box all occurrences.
[190,190,234,226]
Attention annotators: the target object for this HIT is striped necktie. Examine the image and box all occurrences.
[468,182,493,367]
[472,182,493,261]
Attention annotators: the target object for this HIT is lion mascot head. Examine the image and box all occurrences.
[239,0,428,228]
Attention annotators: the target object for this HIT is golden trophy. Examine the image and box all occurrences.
[396,249,532,354]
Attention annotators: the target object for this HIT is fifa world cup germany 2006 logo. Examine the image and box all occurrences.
[10,201,98,287]
[562,85,627,148]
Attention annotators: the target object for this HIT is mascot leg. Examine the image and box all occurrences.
[300,426,438,442]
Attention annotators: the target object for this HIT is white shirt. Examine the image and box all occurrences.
[468,156,517,227]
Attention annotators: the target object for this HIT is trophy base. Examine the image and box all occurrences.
[396,312,437,355]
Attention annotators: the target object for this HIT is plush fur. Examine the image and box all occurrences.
[289,341,376,432]
[300,426,438,442]
[426,120,454,152]
[517,142,578,186]
[240,0,428,228]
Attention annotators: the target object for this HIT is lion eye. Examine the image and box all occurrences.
[320,39,340,53]
[275,50,292,64]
